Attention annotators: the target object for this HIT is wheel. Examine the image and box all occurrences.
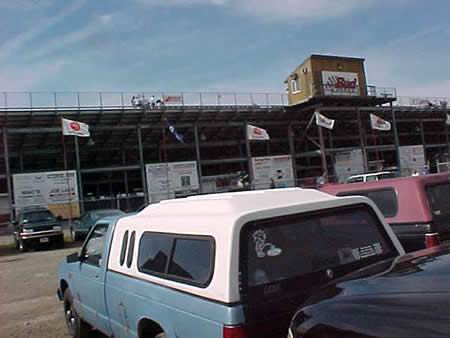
[55,236,65,249]
[18,239,28,252]
[155,334,166,338]
[63,290,92,338]
[14,236,19,250]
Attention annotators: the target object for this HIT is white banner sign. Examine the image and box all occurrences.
[13,170,79,218]
[399,145,425,169]
[334,149,365,183]
[251,155,295,189]
[322,71,360,96]
[146,161,199,203]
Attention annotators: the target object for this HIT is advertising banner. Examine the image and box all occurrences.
[251,155,295,189]
[334,149,365,183]
[321,71,360,96]
[146,161,199,203]
[399,145,426,173]
[13,170,80,218]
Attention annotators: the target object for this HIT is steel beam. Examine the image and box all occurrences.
[137,127,148,203]
[2,127,14,220]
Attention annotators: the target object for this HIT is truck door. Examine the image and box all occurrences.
[77,222,111,336]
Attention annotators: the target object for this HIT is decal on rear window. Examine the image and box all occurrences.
[252,229,282,258]
[339,242,383,263]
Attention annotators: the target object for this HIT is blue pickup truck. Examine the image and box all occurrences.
[57,188,404,338]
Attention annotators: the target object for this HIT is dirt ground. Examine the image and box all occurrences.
[0,240,80,338]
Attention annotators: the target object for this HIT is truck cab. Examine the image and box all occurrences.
[57,188,403,338]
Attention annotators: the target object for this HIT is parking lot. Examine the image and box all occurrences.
[0,233,80,338]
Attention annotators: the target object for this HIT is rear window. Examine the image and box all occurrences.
[338,188,398,218]
[242,205,396,287]
[138,233,214,287]
[426,182,450,217]
[347,176,364,183]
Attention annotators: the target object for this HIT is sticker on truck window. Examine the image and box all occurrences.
[338,242,383,264]
[252,230,282,258]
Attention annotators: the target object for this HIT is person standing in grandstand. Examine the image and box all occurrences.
[150,95,156,109]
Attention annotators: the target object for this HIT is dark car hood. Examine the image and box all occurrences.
[307,245,450,303]
[291,246,450,338]
[24,220,58,229]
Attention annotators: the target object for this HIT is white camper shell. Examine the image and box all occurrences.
[108,188,404,303]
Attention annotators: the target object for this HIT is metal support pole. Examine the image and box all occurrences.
[29,92,33,109]
[122,150,130,211]
[445,106,450,159]
[288,124,298,186]
[19,151,24,171]
[194,123,203,193]
[357,108,368,172]
[419,120,427,160]
[318,123,329,182]
[74,136,84,214]
[244,121,254,189]
[137,127,148,204]
[54,92,57,108]
[391,102,401,172]
[2,127,14,220]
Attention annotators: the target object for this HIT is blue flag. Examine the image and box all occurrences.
[165,118,184,143]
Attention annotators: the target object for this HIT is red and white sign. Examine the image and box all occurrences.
[322,71,360,96]
[370,114,391,131]
[62,118,90,137]
[163,95,183,104]
[247,124,270,140]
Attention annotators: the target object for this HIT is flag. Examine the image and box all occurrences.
[247,124,270,140]
[446,114,450,126]
[370,114,391,131]
[315,112,335,130]
[61,118,90,137]
[165,118,184,143]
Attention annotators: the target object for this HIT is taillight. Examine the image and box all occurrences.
[425,233,440,248]
[223,325,247,338]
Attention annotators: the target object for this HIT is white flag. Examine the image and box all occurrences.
[247,124,270,140]
[370,114,391,131]
[315,112,335,130]
[62,118,90,137]
[446,114,450,126]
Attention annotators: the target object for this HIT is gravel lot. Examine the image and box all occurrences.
[0,238,80,338]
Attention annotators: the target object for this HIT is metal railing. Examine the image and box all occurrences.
[0,91,289,111]
[310,84,397,98]
[395,96,450,107]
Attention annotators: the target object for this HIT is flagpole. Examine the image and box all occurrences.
[317,123,328,183]
[244,121,254,190]
[61,131,73,230]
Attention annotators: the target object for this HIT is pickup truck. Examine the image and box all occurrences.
[57,188,404,338]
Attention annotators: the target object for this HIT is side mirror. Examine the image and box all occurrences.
[66,252,81,263]
[56,216,63,222]
[11,220,18,226]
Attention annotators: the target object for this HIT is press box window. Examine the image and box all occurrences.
[290,77,300,93]
[138,232,214,287]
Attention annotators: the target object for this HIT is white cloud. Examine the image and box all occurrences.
[136,0,375,20]
[0,0,87,61]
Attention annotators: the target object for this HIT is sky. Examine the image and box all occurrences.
[0,0,449,98]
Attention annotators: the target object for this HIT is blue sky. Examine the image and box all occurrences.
[0,0,449,97]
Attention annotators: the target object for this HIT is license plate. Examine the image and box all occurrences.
[40,237,49,243]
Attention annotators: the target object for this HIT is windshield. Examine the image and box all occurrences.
[242,205,397,287]
[426,183,450,217]
[22,211,55,223]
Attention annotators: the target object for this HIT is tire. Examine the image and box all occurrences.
[155,334,166,338]
[18,239,28,252]
[14,236,19,250]
[55,236,65,249]
[63,290,92,338]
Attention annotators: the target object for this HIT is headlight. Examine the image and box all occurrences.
[22,228,34,233]
[287,328,294,338]
[53,226,62,231]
